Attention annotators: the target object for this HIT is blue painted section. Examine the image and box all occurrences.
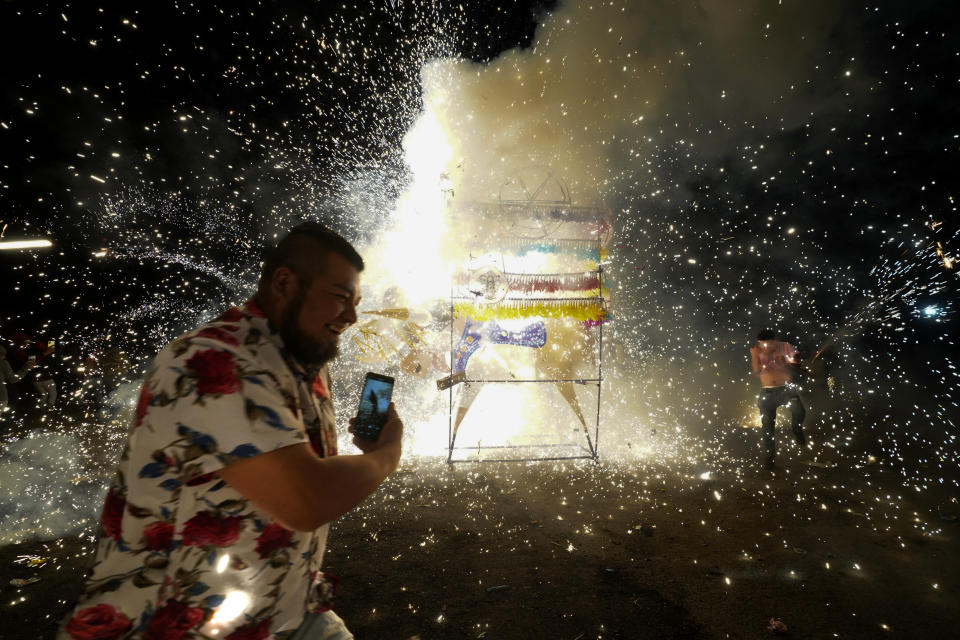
[453,318,547,374]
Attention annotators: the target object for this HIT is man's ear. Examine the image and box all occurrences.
[270,266,299,304]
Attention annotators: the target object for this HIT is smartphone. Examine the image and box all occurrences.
[354,372,394,441]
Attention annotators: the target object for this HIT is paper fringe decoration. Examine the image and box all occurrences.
[361,308,410,320]
[467,236,609,261]
[512,276,601,295]
[456,270,603,295]
[504,237,608,258]
[454,300,606,322]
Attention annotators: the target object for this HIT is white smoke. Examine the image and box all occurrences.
[0,430,107,544]
[416,0,849,202]
[0,382,140,542]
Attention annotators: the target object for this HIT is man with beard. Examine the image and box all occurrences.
[59,223,403,640]
[750,329,807,470]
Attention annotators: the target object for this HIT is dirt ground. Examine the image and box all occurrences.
[2,433,958,639]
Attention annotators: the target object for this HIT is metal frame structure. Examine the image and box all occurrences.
[445,241,606,464]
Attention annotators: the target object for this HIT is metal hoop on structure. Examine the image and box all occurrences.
[498,167,570,239]
[446,174,607,464]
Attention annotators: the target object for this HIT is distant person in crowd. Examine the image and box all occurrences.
[75,346,132,418]
[59,222,403,640]
[55,342,86,408]
[79,349,107,415]
[0,344,34,416]
[100,346,131,391]
[4,332,56,411]
[6,332,53,412]
[5,332,32,411]
[31,338,58,410]
[6,332,32,369]
[749,329,807,469]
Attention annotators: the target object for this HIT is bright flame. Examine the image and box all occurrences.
[455,384,544,446]
[408,405,453,456]
[364,105,455,307]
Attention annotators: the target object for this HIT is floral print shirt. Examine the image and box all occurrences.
[59,300,340,640]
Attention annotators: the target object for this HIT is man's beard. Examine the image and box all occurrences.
[279,290,339,369]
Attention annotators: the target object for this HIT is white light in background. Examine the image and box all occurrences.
[0,239,53,250]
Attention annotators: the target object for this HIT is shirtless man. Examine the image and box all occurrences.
[750,329,806,469]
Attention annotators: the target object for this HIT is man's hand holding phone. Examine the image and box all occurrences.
[350,402,402,449]
[348,372,402,472]
[349,403,403,473]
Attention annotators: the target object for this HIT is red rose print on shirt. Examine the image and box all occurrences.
[224,618,272,640]
[143,521,175,551]
[100,486,125,541]
[186,349,241,396]
[143,599,205,640]
[254,522,294,558]
[196,327,240,347]
[65,603,132,640]
[181,511,242,547]
[245,299,267,318]
[218,307,244,323]
[135,384,153,427]
[185,471,217,487]
[311,375,328,398]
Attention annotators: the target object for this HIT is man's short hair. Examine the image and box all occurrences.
[258,222,364,294]
[756,329,777,341]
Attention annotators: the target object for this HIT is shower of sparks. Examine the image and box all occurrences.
[0,0,957,633]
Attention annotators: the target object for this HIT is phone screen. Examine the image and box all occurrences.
[354,373,394,440]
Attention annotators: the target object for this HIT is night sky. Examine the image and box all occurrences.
[0,1,546,342]
[1,0,957,538]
